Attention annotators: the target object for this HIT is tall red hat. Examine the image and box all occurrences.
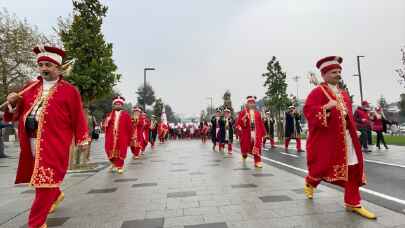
[33,45,65,66]
[316,56,343,74]
[112,96,125,105]
[132,105,142,112]
[361,100,369,107]
[246,96,257,104]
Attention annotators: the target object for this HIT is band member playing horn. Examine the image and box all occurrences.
[2,45,90,228]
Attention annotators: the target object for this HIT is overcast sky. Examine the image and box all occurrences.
[3,0,405,117]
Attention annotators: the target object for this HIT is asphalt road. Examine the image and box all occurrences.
[234,143,405,215]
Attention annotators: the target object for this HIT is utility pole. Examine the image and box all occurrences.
[292,75,300,99]
[354,56,365,103]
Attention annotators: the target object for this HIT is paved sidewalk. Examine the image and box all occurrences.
[2,139,405,228]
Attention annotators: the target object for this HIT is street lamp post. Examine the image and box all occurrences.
[143,67,156,111]
[206,97,213,116]
[292,75,300,99]
[354,56,365,103]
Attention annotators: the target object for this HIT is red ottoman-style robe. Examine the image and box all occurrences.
[236,109,266,163]
[142,116,151,152]
[158,123,169,143]
[304,83,366,206]
[104,110,132,168]
[130,116,145,157]
[4,76,90,228]
[4,76,90,187]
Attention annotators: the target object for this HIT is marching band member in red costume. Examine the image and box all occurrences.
[236,96,266,168]
[130,106,145,159]
[104,96,133,174]
[3,45,90,228]
[303,56,376,219]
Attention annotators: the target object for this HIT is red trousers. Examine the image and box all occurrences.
[131,146,141,157]
[28,187,61,228]
[305,165,361,207]
[263,137,275,147]
[285,137,302,151]
[241,144,262,163]
[219,143,233,153]
[111,158,124,168]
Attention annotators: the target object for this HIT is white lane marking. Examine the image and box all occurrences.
[360,187,405,206]
[234,148,405,206]
[279,152,299,158]
[364,159,405,169]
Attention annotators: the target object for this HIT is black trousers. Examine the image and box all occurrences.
[376,131,387,148]
[359,128,368,149]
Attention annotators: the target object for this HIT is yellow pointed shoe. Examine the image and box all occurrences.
[304,183,314,199]
[133,156,140,160]
[346,206,377,219]
[49,192,64,214]
[255,162,263,168]
[117,168,124,174]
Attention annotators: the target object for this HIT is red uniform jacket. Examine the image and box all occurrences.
[131,116,145,148]
[303,83,365,186]
[236,109,266,155]
[4,76,90,187]
[158,122,168,139]
[142,116,151,148]
[104,110,133,160]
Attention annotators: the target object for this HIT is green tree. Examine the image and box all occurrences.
[0,8,48,102]
[262,56,290,141]
[56,0,120,105]
[399,93,405,117]
[136,83,156,108]
[153,98,164,119]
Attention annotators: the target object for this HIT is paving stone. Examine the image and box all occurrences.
[231,184,258,189]
[232,168,251,171]
[21,189,35,194]
[170,169,189,172]
[204,164,220,167]
[130,162,144,165]
[251,173,273,177]
[21,217,70,228]
[184,222,228,228]
[87,188,117,194]
[151,160,166,162]
[167,191,197,198]
[114,178,138,183]
[69,174,93,178]
[189,172,206,176]
[258,195,293,203]
[291,188,322,194]
[132,183,158,188]
[121,218,164,228]
[171,162,185,165]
